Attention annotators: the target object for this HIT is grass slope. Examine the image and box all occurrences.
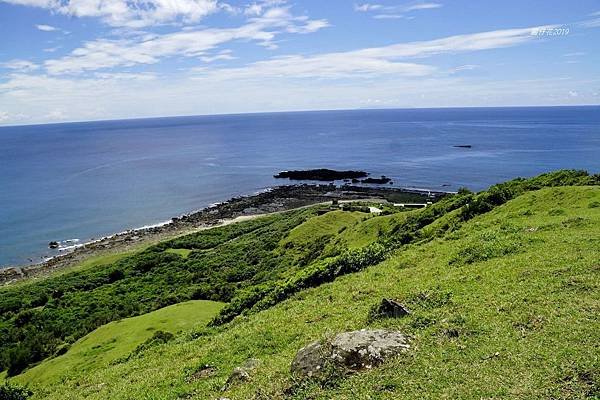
[18,300,223,386]
[23,185,600,399]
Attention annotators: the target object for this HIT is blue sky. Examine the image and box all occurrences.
[0,0,599,125]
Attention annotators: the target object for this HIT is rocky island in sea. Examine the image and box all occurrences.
[274,169,393,184]
[274,168,369,181]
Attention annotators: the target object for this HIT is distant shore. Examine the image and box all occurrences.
[0,184,449,285]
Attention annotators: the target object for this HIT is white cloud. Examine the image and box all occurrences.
[244,0,286,16]
[451,64,479,73]
[355,1,442,19]
[35,23,57,31]
[43,23,543,77]
[2,0,221,27]
[354,3,384,12]
[43,6,328,74]
[2,72,598,126]
[580,17,600,28]
[349,26,548,59]
[192,55,435,80]
[1,59,40,72]
[45,109,68,120]
[200,49,236,62]
[373,14,413,20]
[188,25,551,81]
[562,52,585,57]
[93,72,157,80]
[404,2,442,11]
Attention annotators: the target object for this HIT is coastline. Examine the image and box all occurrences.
[0,184,449,285]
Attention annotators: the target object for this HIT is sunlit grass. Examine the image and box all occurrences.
[17,300,223,386]
[20,186,599,399]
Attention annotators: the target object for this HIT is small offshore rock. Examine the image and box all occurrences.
[291,329,409,378]
[48,241,59,249]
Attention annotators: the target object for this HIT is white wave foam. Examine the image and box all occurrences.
[136,220,172,230]
[58,244,84,252]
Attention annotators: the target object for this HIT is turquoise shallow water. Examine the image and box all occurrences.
[1,106,599,266]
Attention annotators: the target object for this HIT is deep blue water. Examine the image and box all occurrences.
[1,106,599,267]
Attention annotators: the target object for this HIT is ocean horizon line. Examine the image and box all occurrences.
[1,104,599,129]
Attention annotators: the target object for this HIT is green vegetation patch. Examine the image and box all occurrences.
[17,300,223,385]
[164,248,193,258]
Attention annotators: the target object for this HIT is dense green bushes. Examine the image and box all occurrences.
[387,169,598,247]
[212,243,387,325]
[0,383,32,400]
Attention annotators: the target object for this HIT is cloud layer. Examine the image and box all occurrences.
[355,1,442,19]
[3,0,221,27]
[0,0,598,125]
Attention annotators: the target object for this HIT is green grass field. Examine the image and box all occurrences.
[13,184,598,399]
[16,300,223,386]
[164,248,193,258]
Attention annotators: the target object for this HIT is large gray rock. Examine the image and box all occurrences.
[291,329,409,378]
[290,341,327,378]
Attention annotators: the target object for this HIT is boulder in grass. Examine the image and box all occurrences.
[369,298,410,320]
[221,358,261,391]
[291,329,410,378]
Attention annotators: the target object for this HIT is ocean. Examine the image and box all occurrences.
[1,106,599,267]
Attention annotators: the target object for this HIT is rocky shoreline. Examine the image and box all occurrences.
[0,184,448,285]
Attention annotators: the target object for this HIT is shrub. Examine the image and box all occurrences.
[0,383,32,400]
[212,243,387,325]
[108,269,125,282]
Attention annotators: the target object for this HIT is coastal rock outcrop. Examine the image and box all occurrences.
[291,329,410,378]
[0,267,24,284]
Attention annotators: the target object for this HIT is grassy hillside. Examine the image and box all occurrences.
[0,204,390,377]
[4,171,596,399]
[17,300,223,386]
